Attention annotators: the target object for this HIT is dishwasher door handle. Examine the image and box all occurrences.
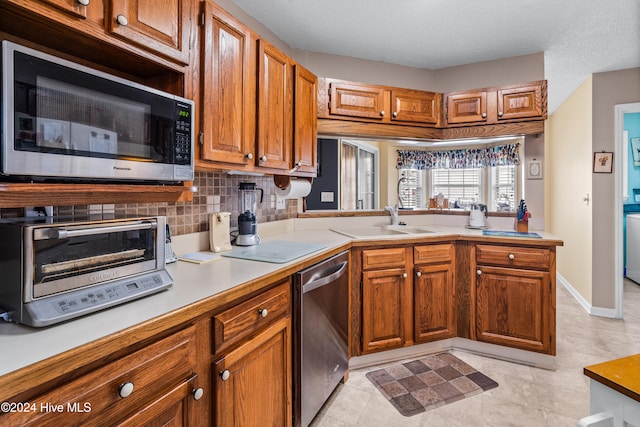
[302,261,348,294]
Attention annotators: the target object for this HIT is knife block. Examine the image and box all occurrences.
[516,220,528,232]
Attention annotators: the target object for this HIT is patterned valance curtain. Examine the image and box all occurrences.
[396,143,521,170]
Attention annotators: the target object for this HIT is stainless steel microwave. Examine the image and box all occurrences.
[0,215,172,327]
[1,41,194,183]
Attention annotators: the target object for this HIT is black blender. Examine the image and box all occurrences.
[236,182,263,246]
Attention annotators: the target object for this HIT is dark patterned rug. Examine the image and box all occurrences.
[365,352,498,417]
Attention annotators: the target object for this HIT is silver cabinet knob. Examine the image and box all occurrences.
[116,14,129,26]
[392,111,398,118]
[402,272,408,279]
[416,271,422,277]
[258,308,268,318]
[380,110,385,117]
[220,370,230,381]
[508,254,515,260]
[77,0,90,5]
[118,382,134,398]
[246,153,253,160]
[498,111,503,117]
[260,155,267,162]
[476,270,482,276]
[481,112,487,118]
[192,387,204,401]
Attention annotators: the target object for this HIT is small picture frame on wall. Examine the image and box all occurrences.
[526,160,543,180]
[593,151,613,173]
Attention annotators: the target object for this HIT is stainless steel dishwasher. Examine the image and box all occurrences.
[293,250,349,427]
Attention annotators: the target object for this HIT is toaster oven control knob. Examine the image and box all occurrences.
[77,0,89,5]
[246,153,253,160]
[192,387,204,401]
[258,308,268,318]
[220,370,231,381]
[116,14,129,26]
[118,382,134,398]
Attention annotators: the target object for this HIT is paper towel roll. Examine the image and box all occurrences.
[274,179,312,199]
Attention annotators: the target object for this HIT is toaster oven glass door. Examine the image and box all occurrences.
[30,220,159,299]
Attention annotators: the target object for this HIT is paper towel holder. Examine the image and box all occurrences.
[273,175,313,190]
[274,175,313,211]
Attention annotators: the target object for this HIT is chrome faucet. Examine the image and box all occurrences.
[384,204,399,225]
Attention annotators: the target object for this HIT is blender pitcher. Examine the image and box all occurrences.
[236,182,264,246]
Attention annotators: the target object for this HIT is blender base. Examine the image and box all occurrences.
[235,234,261,246]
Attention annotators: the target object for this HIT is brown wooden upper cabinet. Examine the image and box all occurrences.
[323,78,441,127]
[39,0,89,18]
[257,39,292,171]
[199,1,317,176]
[445,81,547,126]
[108,0,193,64]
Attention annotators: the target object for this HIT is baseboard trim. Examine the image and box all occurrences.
[557,273,618,318]
[349,337,555,371]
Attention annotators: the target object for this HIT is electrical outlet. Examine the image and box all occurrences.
[276,197,286,210]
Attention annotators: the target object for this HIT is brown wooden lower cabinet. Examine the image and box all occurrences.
[414,262,455,343]
[361,267,408,353]
[0,325,204,427]
[474,265,553,354]
[213,316,291,426]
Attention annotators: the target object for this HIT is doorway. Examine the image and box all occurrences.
[615,102,640,318]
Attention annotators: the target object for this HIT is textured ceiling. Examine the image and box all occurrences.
[230,0,640,113]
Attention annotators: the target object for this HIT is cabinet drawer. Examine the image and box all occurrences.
[1,326,197,426]
[362,247,407,270]
[414,243,454,265]
[476,244,550,270]
[213,280,290,354]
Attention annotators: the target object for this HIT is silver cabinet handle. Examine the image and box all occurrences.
[498,111,503,117]
[116,14,128,26]
[508,254,515,260]
[416,271,422,277]
[402,272,408,279]
[192,387,204,401]
[260,155,267,162]
[220,370,230,381]
[481,112,487,118]
[258,308,268,318]
[476,269,482,275]
[77,0,90,5]
[246,153,253,160]
[118,382,134,398]
[392,112,398,118]
[380,110,385,117]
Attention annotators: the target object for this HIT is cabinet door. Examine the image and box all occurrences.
[118,375,200,427]
[329,82,386,120]
[414,263,455,343]
[497,84,544,121]
[39,0,88,18]
[108,0,192,64]
[362,268,407,353]
[475,265,552,354]
[200,1,256,166]
[390,89,439,124]
[257,39,292,170]
[214,316,291,426]
[293,64,318,175]
[446,91,487,124]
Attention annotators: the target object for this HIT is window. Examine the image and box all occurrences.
[432,168,482,208]
[398,169,424,209]
[491,165,517,211]
[340,140,379,210]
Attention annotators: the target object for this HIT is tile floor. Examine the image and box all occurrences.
[311,280,640,426]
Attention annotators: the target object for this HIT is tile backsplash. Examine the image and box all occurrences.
[0,172,298,236]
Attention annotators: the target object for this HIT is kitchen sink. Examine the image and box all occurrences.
[331,225,435,238]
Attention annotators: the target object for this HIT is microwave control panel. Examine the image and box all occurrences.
[175,102,192,165]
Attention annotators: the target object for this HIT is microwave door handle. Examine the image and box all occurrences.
[37,221,158,240]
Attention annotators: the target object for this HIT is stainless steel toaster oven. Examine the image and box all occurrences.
[0,215,172,327]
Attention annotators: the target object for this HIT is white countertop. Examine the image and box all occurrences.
[0,217,561,377]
